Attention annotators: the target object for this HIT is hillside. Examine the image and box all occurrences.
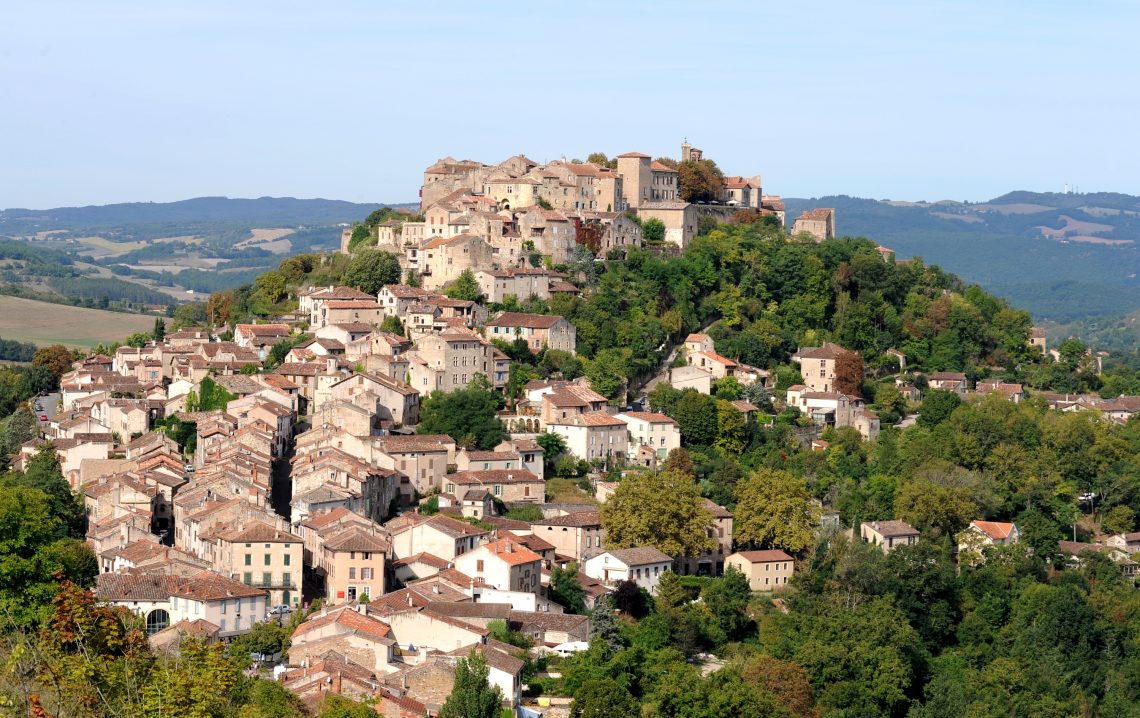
[0,295,158,347]
[0,196,412,310]
[784,192,1140,323]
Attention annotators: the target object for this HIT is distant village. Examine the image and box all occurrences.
[34,144,1140,715]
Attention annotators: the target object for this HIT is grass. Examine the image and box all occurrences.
[0,295,158,348]
[545,478,598,505]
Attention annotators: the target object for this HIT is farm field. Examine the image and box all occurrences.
[0,295,157,347]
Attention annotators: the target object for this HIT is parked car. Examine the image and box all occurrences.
[266,604,292,618]
[184,463,195,473]
[39,414,48,421]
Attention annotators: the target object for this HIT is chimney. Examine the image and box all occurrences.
[432,584,439,594]
[506,542,513,553]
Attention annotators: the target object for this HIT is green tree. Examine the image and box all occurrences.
[152,318,166,341]
[671,390,718,446]
[584,348,631,401]
[535,431,567,474]
[379,314,405,336]
[186,376,235,412]
[550,563,587,614]
[894,479,976,536]
[733,468,820,553]
[590,597,622,651]
[32,344,75,381]
[438,651,503,718]
[677,158,724,203]
[445,269,485,302]
[342,249,401,295]
[347,223,373,252]
[316,695,378,718]
[570,678,640,718]
[701,567,754,642]
[13,444,86,536]
[715,399,747,453]
[1102,504,1135,535]
[417,376,505,449]
[601,470,715,556]
[642,218,666,244]
[918,389,961,427]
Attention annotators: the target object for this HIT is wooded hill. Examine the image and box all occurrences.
[784,191,1140,325]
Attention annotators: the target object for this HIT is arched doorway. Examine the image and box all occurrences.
[146,608,170,635]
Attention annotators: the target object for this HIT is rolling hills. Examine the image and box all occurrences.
[783,192,1140,325]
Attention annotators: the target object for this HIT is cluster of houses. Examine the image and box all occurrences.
[34,146,1140,714]
[40,270,785,713]
[346,143,807,275]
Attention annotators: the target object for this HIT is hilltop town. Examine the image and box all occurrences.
[8,145,1140,717]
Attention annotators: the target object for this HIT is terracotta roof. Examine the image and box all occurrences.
[448,469,542,485]
[293,606,393,644]
[475,538,542,566]
[650,161,678,172]
[616,411,676,424]
[216,520,301,544]
[969,520,1016,540]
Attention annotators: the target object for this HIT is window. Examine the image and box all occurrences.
[282,572,291,588]
[146,609,170,635]
[476,560,484,572]
[243,572,252,585]
[362,567,373,580]
[264,554,271,566]
[363,552,372,560]
[244,554,251,566]
[349,567,357,579]
[283,554,291,566]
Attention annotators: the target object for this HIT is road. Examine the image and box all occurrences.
[36,392,60,425]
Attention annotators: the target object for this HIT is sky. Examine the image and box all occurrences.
[2,0,1138,209]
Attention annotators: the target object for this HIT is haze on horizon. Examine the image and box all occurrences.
[3,0,1138,210]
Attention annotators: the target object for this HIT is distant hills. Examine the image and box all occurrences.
[784,192,1140,326]
[0,196,412,313]
[0,196,403,234]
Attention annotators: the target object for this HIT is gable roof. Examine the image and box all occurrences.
[486,312,564,329]
[606,546,673,566]
[969,520,1016,540]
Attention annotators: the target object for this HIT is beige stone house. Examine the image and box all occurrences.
[320,526,389,603]
[475,268,557,304]
[420,234,494,291]
[454,538,542,593]
[549,412,629,463]
[583,547,673,593]
[636,201,698,248]
[289,605,397,675]
[725,550,794,591]
[794,342,848,393]
[386,513,487,562]
[792,208,836,240]
[374,433,455,498]
[615,411,680,458]
[956,520,1019,566]
[406,330,507,393]
[443,469,545,504]
[485,312,576,354]
[928,372,969,395]
[531,511,604,562]
[861,520,920,553]
[213,521,302,608]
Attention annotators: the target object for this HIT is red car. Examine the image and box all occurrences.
[39,414,48,421]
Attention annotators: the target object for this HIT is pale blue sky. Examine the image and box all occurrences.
[2,1,1137,208]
